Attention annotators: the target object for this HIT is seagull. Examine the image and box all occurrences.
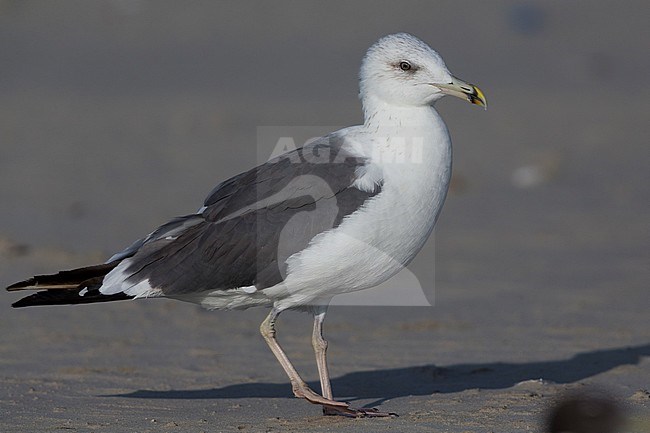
[6,33,486,417]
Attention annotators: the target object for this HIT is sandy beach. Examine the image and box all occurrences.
[1,2,648,431]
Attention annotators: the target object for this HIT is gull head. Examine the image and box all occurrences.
[359,33,486,109]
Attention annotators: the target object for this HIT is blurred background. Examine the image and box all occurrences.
[1,1,648,431]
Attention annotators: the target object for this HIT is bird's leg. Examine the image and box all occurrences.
[312,310,333,400]
[311,307,397,418]
[260,308,347,409]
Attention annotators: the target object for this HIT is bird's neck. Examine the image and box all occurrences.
[360,94,450,159]
[361,94,442,134]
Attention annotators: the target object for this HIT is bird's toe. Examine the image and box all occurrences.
[323,405,398,418]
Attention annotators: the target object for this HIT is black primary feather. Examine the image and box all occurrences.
[12,289,133,308]
[7,262,132,308]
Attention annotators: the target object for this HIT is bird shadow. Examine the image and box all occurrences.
[107,343,649,404]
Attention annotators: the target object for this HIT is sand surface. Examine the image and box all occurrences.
[1,2,649,431]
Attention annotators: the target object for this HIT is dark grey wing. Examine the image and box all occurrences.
[106,215,204,263]
[119,133,382,295]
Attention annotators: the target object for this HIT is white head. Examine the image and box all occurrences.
[359,33,486,110]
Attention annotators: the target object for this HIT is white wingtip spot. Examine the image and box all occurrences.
[241,286,257,294]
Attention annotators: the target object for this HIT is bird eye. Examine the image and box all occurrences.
[399,61,412,71]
